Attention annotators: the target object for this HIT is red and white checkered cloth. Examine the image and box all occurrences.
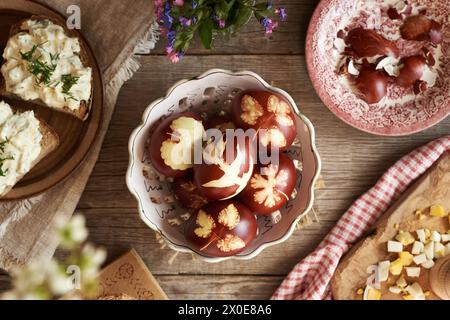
[272,136,450,300]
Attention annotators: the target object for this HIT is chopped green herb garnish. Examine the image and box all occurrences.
[28,58,57,85]
[0,140,7,153]
[61,74,79,101]
[20,43,60,85]
[0,140,13,177]
[20,45,38,61]
[49,52,60,61]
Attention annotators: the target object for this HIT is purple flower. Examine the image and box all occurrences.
[168,51,185,63]
[192,0,198,9]
[260,17,278,34]
[179,16,192,27]
[266,2,273,9]
[275,8,287,21]
[212,13,225,28]
[162,2,174,28]
[165,30,176,54]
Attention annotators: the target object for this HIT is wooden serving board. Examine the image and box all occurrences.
[0,1,103,200]
[332,153,450,300]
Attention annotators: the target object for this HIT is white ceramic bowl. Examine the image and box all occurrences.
[126,69,321,262]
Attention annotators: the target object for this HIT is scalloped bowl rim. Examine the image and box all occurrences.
[126,69,322,263]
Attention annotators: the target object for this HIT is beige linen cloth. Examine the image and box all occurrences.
[0,0,156,270]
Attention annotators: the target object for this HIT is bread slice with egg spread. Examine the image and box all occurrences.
[0,101,59,197]
[0,16,93,121]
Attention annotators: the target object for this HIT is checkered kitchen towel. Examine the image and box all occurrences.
[272,136,450,300]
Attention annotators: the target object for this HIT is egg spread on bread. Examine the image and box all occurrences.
[0,101,42,194]
[1,19,92,111]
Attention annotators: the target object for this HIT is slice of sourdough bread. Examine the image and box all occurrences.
[0,15,93,121]
[0,101,59,197]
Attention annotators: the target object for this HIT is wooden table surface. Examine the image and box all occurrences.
[1,0,449,299]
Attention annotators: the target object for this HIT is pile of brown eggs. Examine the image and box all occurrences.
[148,90,299,257]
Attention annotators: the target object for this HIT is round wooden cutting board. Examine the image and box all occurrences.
[0,0,103,200]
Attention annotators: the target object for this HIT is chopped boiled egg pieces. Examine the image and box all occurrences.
[357,205,450,300]
[416,229,426,243]
[430,205,446,217]
[411,241,424,255]
[421,259,435,269]
[399,251,413,266]
[434,242,446,258]
[424,242,435,260]
[404,283,425,300]
[413,253,427,265]
[387,240,403,253]
[363,286,382,300]
[446,243,450,256]
[377,261,390,282]
[389,258,403,275]
[395,231,415,246]
[405,267,421,278]
[430,230,441,242]
[389,286,402,294]
[441,234,450,243]
[396,276,407,288]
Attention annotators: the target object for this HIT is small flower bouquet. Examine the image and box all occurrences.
[1,215,106,300]
[155,0,287,62]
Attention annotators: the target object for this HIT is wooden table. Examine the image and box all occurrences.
[1,0,449,299]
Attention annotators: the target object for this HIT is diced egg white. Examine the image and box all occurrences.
[445,243,450,256]
[413,253,427,265]
[424,242,434,260]
[430,231,441,243]
[441,234,450,243]
[388,240,403,253]
[434,242,446,258]
[389,286,402,294]
[421,260,435,269]
[411,241,424,255]
[377,260,390,282]
[416,229,426,243]
[405,267,421,278]
[405,282,425,300]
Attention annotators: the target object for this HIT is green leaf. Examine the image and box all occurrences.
[233,6,252,27]
[198,19,214,49]
[215,0,235,20]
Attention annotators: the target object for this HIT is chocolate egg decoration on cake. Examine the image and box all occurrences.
[186,200,258,257]
[194,132,254,201]
[239,153,297,215]
[172,175,208,210]
[232,91,297,151]
[149,112,204,178]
